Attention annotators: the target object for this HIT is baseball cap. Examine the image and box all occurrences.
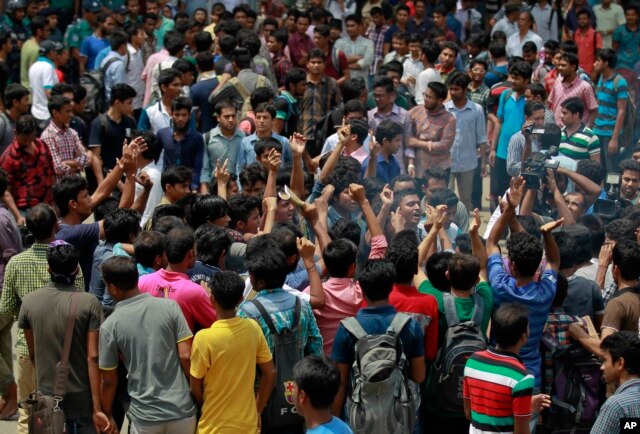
[115,5,128,15]
[39,40,64,55]
[83,0,102,13]
[37,7,61,17]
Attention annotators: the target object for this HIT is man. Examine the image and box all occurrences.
[435,41,458,85]
[0,0,28,85]
[506,11,543,58]
[383,32,411,66]
[79,11,114,72]
[492,2,520,38]
[19,15,49,89]
[445,73,486,212]
[189,52,218,134]
[230,47,272,96]
[432,6,457,42]
[274,68,307,138]
[531,0,558,43]
[201,100,244,193]
[312,25,349,87]
[573,9,602,75]
[141,31,184,107]
[468,59,490,114]
[414,39,442,106]
[288,12,315,67]
[64,0,100,77]
[18,242,108,433]
[0,205,85,431]
[365,7,389,80]
[368,76,413,174]
[0,115,54,211]
[125,23,145,119]
[300,48,341,154]
[383,5,410,55]
[237,103,291,178]
[157,97,203,190]
[409,81,456,180]
[420,167,470,232]
[525,82,556,124]
[490,62,532,207]
[506,101,546,176]
[0,84,30,154]
[619,159,640,203]
[548,52,598,127]
[139,12,157,67]
[145,0,174,51]
[28,40,60,128]
[267,29,292,89]
[594,0,626,49]
[41,95,90,181]
[88,84,137,180]
[99,256,197,433]
[131,130,162,229]
[138,68,182,134]
[565,0,595,34]
[334,14,374,85]
[558,97,600,162]
[593,49,628,173]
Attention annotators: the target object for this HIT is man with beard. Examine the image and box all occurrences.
[157,96,204,191]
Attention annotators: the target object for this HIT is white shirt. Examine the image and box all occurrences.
[136,160,163,228]
[127,44,145,110]
[506,30,543,57]
[415,68,442,105]
[492,18,518,38]
[29,57,58,120]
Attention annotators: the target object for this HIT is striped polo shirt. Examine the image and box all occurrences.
[463,348,534,434]
[559,124,601,160]
[593,74,628,137]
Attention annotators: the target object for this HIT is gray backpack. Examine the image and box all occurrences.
[433,292,487,413]
[341,313,415,434]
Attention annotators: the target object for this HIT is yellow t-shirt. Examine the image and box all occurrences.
[190,317,272,434]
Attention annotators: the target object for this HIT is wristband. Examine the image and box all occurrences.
[408,163,415,169]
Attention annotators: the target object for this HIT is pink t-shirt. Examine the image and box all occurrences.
[139,268,216,331]
[304,235,388,355]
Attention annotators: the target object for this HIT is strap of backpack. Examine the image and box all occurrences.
[230,77,250,100]
[54,292,80,399]
[248,298,278,335]
[291,296,301,333]
[256,75,266,89]
[386,312,412,336]
[470,293,484,325]
[341,316,368,341]
[100,56,122,74]
[0,114,8,148]
[442,292,461,327]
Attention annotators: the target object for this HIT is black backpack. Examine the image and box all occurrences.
[79,57,122,119]
[248,297,305,429]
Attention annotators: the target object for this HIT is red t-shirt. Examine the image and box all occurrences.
[324,49,348,80]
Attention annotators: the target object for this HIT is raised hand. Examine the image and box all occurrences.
[348,183,366,204]
[337,117,351,145]
[215,158,230,185]
[506,176,525,209]
[380,184,394,207]
[301,203,320,224]
[136,170,153,190]
[315,184,334,216]
[369,129,381,156]
[434,205,447,230]
[296,237,315,259]
[540,217,564,234]
[267,148,281,173]
[469,208,481,234]
[262,196,277,213]
[391,206,406,233]
[290,132,307,157]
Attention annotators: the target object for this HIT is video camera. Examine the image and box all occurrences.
[593,173,631,221]
[521,147,560,189]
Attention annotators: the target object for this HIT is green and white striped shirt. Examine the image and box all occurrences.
[559,124,600,160]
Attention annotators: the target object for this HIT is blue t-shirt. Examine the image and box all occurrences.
[487,253,557,387]
[308,417,354,434]
[496,90,526,160]
[612,25,640,70]
[80,35,110,71]
[332,305,425,366]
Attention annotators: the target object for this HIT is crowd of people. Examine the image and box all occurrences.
[0,0,639,433]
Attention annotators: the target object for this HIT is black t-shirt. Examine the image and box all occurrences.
[88,114,137,170]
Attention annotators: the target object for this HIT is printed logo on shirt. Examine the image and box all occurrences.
[284,381,296,405]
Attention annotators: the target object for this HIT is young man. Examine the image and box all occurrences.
[267,29,293,89]
[506,11,543,58]
[383,5,410,55]
[88,83,137,182]
[593,49,629,173]
[100,30,128,103]
[612,3,640,72]
[467,59,490,115]
[19,15,49,89]
[28,40,60,128]
[362,119,402,183]
[79,11,114,72]
[432,6,457,42]
[435,41,458,84]
[558,97,601,161]
[157,96,203,190]
[463,303,550,434]
[573,9,602,75]
[0,84,30,154]
[593,0,625,49]
[364,7,389,79]
[486,177,562,392]
[190,271,276,433]
[619,159,640,203]
[334,14,374,84]
[138,227,216,332]
[445,73,487,212]
[227,195,261,242]
[383,32,411,65]
[274,68,306,138]
[409,81,456,181]
[18,242,109,433]
[288,12,315,67]
[414,39,442,106]
[138,67,183,134]
[312,25,349,87]
[547,52,598,127]
[421,167,470,232]
[99,256,197,433]
[492,2,521,38]
[506,101,547,177]
[293,355,353,434]
[188,224,231,286]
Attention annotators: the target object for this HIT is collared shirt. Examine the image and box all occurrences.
[445,99,486,173]
[455,7,482,42]
[28,56,58,120]
[237,287,323,357]
[365,24,390,74]
[573,28,602,74]
[559,124,600,160]
[362,153,401,183]
[334,36,374,82]
[496,90,527,159]
[236,132,292,177]
[0,137,54,209]
[126,43,145,110]
[138,100,171,134]
[613,24,640,70]
[506,30,543,57]
[383,51,410,66]
[591,379,640,434]
[531,2,558,43]
[468,82,490,115]
[63,18,92,49]
[594,73,629,137]
[40,121,89,180]
[368,104,414,173]
[507,131,541,176]
[0,243,84,357]
[593,3,626,48]
[154,16,175,51]
[491,18,518,38]
[402,56,424,83]
[408,105,457,174]
[80,33,109,71]
[300,76,341,141]
[157,127,204,190]
[288,31,315,66]
[548,76,598,126]
[201,126,245,181]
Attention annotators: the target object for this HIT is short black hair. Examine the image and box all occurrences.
[231,47,252,69]
[164,31,185,56]
[328,218,361,246]
[254,136,282,157]
[211,270,245,309]
[48,95,71,115]
[375,119,403,144]
[489,41,507,58]
[101,256,139,291]
[427,81,448,100]
[133,129,162,163]
[4,84,30,109]
[218,34,237,55]
[104,208,141,244]
[576,159,603,185]
[323,239,357,278]
[426,251,453,291]
[26,204,57,241]
[516,215,540,239]
[553,231,576,271]
[553,273,568,307]
[47,243,79,282]
[357,259,396,302]
[171,95,193,113]
[596,48,617,68]
[110,83,137,105]
[285,67,307,89]
[560,96,584,118]
[250,87,275,111]
[161,166,192,192]
[527,82,546,100]
[620,158,640,176]
[563,224,592,265]
[509,61,533,80]
[605,219,636,243]
[372,75,395,94]
[190,195,229,229]
[506,232,543,277]
[164,227,195,264]
[448,72,471,89]
[492,303,529,347]
[245,242,289,289]
[109,30,128,50]
[158,68,182,93]
[448,254,480,291]
[559,52,579,68]
[15,114,37,135]
[195,223,231,266]
[342,77,366,101]
[195,51,214,71]
[522,40,537,53]
[195,31,213,52]
[239,163,267,189]
[441,41,460,56]
[612,239,640,281]
[50,83,74,97]
[600,331,640,376]
[52,175,88,217]
[385,242,418,283]
[227,194,260,230]
[293,355,341,409]
[134,231,166,268]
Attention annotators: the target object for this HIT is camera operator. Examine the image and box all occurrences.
[558,97,601,162]
[520,168,577,224]
[506,100,546,177]
[619,159,640,204]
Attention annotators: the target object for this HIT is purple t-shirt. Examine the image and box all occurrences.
[56,222,100,292]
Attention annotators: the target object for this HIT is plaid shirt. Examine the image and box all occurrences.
[300,75,341,140]
[0,243,85,357]
[468,82,490,115]
[548,76,598,127]
[591,379,640,434]
[365,23,390,75]
[40,120,89,180]
[237,288,323,357]
[409,104,457,174]
[542,307,576,392]
[602,281,618,305]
